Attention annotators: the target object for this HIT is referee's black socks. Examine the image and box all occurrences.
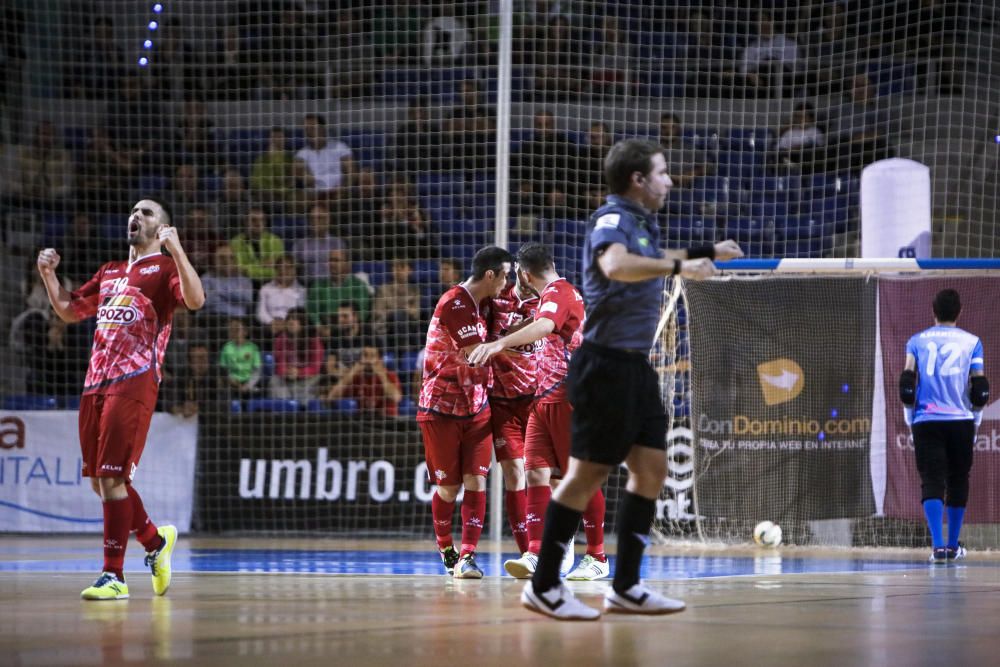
[531,500,581,593]
[612,491,656,594]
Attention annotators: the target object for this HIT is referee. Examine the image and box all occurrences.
[522,138,743,620]
[899,289,989,564]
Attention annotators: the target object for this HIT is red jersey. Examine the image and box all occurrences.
[69,253,185,408]
[418,285,492,418]
[484,284,539,399]
[534,278,585,403]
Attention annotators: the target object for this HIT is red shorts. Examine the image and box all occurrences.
[525,400,572,476]
[78,393,155,482]
[488,396,534,462]
[418,409,493,487]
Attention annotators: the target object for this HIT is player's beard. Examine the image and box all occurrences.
[128,223,155,247]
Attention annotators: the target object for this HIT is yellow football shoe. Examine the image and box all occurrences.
[144,525,177,596]
[80,572,129,600]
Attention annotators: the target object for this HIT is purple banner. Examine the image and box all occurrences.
[880,277,1000,521]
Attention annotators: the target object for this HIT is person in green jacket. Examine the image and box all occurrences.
[230,205,285,282]
[219,317,262,396]
[307,247,372,331]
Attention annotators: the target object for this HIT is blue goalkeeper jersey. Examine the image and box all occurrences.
[906,325,984,424]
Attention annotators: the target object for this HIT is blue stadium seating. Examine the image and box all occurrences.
[270,215,308,241]
[246,398,300,412]
[2,395,59,410]
[868,61,917,96]
[397,397,418,418]
[667,216,716,245]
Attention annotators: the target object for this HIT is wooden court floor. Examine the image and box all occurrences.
[1,537,999,666]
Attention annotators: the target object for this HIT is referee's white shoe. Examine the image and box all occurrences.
[522,582,600,621]
[604,582,686,615]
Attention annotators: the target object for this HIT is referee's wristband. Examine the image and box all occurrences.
[671,258,682,275]
[687,244,716,260]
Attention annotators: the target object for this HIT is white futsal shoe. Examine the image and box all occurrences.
[559,536,575,577]
[504,552,538,579]
[521,582,600,621]
[566,554,610,581]
[603,582,686,615]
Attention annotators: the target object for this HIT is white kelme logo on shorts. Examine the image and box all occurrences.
[757,358,805,405]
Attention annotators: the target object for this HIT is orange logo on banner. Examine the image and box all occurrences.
[756,359,805,405]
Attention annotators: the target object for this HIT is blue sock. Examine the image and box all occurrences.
[923,499,945,548]
[946,506,966,549]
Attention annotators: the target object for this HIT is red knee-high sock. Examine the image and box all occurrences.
[506,488,529,553]
[460,490,486,556]
[583,489,607,560]
[431,490,456,550]
[103,496,133,581]
[127,485,162,552]
[526,485,552,554]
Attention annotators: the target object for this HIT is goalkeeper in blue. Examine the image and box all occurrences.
[899,289,989,564]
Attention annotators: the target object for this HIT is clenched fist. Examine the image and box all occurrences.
[713,239,744,260]
[37,248,61,276]
[679,257,717,280]
[158,226,184,255]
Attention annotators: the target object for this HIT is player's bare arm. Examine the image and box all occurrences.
[597,243,718,282]
[159,227,206,310]
[36,248,81,323]
[468,319,554,366]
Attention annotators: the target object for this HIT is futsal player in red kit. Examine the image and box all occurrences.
[37,198,205,600]
[483,270,538,557]
[418,247,513,578]
[469,243,609,581]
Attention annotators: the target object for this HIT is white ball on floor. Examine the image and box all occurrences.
[753,521,782,547]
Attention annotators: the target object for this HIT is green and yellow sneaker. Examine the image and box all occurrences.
[144,525,177,596]
[80,572,129,600]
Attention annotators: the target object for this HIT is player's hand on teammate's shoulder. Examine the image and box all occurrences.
[680,257,717,280]
[37,248,61,274]
[158,226,182,254]
[713,239,744,260]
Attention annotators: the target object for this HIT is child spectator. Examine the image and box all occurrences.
[219,318,262,396]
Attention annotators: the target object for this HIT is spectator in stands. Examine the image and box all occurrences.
[776,101,825,167]
[69,15,123,100]
[739,10,802,98]
[421,257,461,322]
[391,96,441,175]
[53,213,116,284]
[293,201,346,283]
[164,340,221,418]
[681,8,738,98]
[331,166,381,247]
[219,317,262,397]
[657,113,711,188]
[307,247,372,328]
[442,79,496,172]
[376,178,437,262]
[171,161,210,221]
[169,100,219,172]
[825,72,894,172]
[327,7,376,99]
[23,313,88,397]
[514,110,577,217]
[421,4,469,66]
[183,205,222,273]
[78,126,133,213]
[329,301,379,367]
[576,120,614,212]
[216,165,251,233]
[324,344,402,417]
[230,205,285,284]
[589,15,630,97]
[263,3,320,100]
[200,244,255,326]
[270,307,324,400]
[294,113,355,202]
[532,15,586,100]
[257,254,307,335]
[210,24,251,100]
[372,258,422,352]
[163,307,194,386]
[11,121,73,208]
[250,127,297,212]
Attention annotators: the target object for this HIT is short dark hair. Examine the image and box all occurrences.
[604,139,664,195]
[933,289,962,322]
[516,242,553,275]
[142,195,173,226]
[471,246,513,281]
[304,113,326,126]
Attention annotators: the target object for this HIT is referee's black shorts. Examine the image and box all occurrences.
[567,341,667,466]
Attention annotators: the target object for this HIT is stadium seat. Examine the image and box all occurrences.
[397,397,418,418]
[230,400,243,414]
[868,61,917,96]
[2,395,59,410]
[62,395,81,410]
[667,216,715,245]
[332,398,359,415]
[725,218,775,257]
[246,398,300,413]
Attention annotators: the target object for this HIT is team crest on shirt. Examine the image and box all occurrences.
[434,469,447,481]
[494,437,507,450]
[595,213,621,229]
[139,264,161,275]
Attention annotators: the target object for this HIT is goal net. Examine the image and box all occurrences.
[654,265,1000,548]
[0,2,997,547]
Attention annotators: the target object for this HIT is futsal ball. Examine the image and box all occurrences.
[753,521,782,547]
